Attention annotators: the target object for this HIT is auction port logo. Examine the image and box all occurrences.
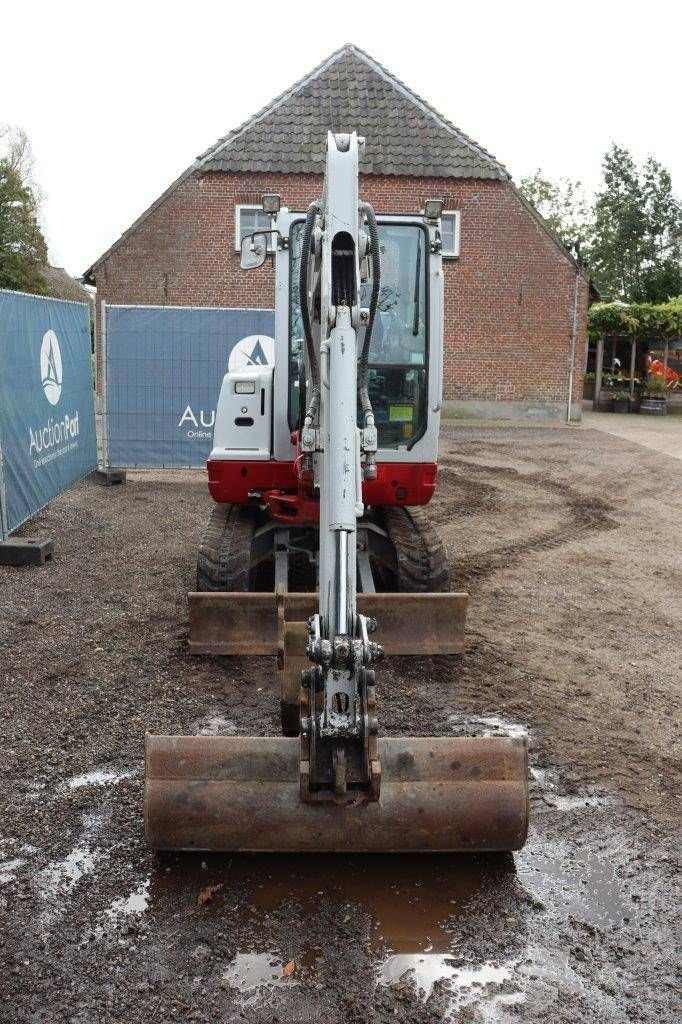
[40,330,62,405]
[178,334,275,438]
[228,334,275,371]
[29,328,79,466]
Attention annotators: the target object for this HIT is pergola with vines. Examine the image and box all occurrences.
[588,297,682,407]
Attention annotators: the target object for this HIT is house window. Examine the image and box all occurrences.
[235,205,273,252]
[441,211,461,258]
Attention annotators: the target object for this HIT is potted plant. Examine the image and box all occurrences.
[612,389,631,413]
[583,372,595,401]
[595,372,617,411]
[639,375,668,416]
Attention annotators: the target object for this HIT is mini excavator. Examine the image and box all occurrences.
[144,133,529,853]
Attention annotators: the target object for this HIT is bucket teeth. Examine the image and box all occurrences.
[144,735,529,853]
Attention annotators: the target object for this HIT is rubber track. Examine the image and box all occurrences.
[382,506,451,592]
[196,504,255,592]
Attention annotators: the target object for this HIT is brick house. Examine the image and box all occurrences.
[83,44,589,420]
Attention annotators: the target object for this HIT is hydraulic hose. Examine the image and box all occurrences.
[358,202,380,425]
[300,202,321,426]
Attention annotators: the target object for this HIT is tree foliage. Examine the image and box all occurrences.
[518,170,590,248]
[520,146,681,305]
[0,125,47,294]
[589,145,681,303]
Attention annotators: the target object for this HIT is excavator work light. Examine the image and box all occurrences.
[424,199,444,221]
[262,193,281,215]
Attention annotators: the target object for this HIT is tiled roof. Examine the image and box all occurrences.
[42,266,93,305]
[84,45,511,280]
[199,45,508,180]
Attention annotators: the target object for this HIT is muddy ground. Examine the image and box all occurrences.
[0,423,680,1023]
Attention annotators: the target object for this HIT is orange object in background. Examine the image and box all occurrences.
[650,359,680,388]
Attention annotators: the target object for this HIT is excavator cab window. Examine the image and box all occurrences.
[360,224,427,447]
[289,220,428,447]
[289,223,305,430]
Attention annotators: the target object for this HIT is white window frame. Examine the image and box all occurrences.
[440,210,461,258]
[235,204,275,253]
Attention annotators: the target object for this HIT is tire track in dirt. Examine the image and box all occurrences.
[429,463,502,520]
[437,457,620,586]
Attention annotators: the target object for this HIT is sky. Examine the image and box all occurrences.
[3,0,679,277]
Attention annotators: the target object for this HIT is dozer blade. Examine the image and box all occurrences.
[144,734,528,853]
[188,591,468,657]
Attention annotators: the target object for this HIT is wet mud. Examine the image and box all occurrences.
[1,424,680,1022]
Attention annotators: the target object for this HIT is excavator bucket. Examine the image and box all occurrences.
[145,734,528,853]
[145,588,529,853]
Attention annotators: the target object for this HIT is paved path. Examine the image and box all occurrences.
[581,409,682,461]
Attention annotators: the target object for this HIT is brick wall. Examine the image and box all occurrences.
[93,170,588,413]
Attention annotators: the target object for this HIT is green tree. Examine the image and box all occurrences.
[518,170,590,249]
[0,125,47,294]
[589,144,681,303]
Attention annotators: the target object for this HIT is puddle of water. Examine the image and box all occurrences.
[530,767,615,812]
[550,794,610,810]
[36,812,106,923]
[378,943,588,1017]
[516,946,585,994]
[155,852,514,955]
[138,843,620,1018]
[39,845,99,894]
[67,768,134,790]
[377,953,513,1004]
[105,876,151,924]
[517,849,628,927]
[447,714,529,741]
[0,842,38,885]
[193,713,237,736]
[0,858,24,885]
[222,951,298,1005]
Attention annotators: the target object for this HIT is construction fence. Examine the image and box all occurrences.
[0,289,97,539]
[101,304,275,469]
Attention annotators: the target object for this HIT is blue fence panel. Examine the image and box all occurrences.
[0,290,97,536]
[104,305,275,468]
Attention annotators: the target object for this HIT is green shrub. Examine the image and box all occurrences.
[645,376,667,396]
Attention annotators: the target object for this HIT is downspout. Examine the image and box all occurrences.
[566,242,582,423]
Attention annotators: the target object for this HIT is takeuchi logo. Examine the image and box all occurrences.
[40,330,63,405]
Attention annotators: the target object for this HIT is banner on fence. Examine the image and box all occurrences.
[103,305,275,468]
[0,290,97,537]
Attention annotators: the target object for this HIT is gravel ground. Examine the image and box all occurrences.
[0,424,680,1023]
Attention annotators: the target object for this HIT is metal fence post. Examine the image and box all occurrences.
[0,438,9,542]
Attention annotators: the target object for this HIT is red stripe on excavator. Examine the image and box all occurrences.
[207,459,437,506]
